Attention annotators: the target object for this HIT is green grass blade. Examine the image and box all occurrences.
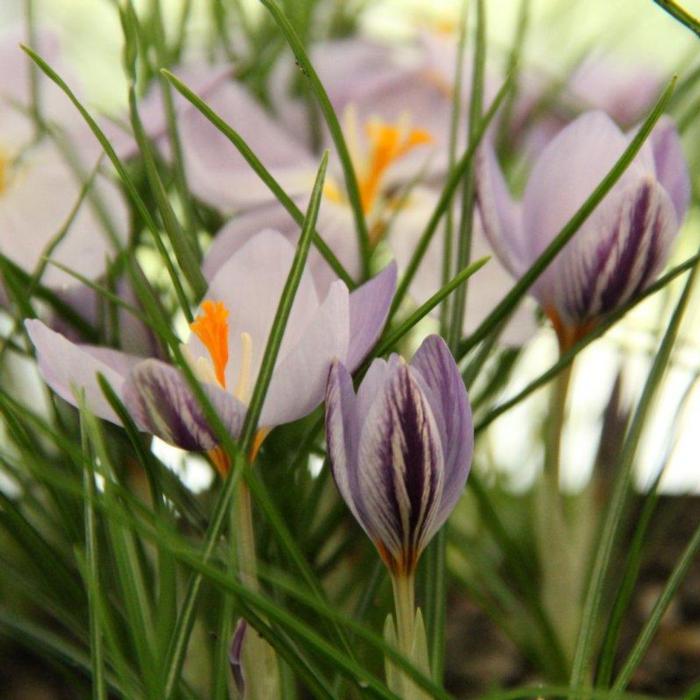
[458,78,676,360]
[653,0,700,37]
[78,405,107,700]
[128,83,207,301]
[391,75,513,314]
[259,0,371,276]
[371,256,489,360]
[570,252,699,687]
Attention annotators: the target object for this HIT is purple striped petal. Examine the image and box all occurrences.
[409,336,472,531]
[357,363,444,575]
[649,116,690,224]
[345,262,397,369]
[551,176,677,327]
[122,360,246,451]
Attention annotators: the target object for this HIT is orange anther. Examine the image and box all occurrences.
[190,300,229,388]
[360,122,433,214]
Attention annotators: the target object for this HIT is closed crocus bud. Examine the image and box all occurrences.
[477,111,690,349]
[325,334,473,577]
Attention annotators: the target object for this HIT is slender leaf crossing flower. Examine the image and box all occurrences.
[325,334,473,576]
[477,111,690,349]
[25,231,396,473]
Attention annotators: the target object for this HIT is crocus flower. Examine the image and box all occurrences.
[476,111,690,349]
[25,231,396,473]
[325,334,473,576]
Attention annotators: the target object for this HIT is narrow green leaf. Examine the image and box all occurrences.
[391,75,513,314]
[259,0,371,276]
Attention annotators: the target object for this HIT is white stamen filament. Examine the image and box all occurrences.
[234,332,253,403]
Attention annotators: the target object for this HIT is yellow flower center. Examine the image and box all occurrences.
[324,115,433,225]
[359,121,432,215]
[0,149,10,194]
[189,300,253,402]
[189,300,262,476]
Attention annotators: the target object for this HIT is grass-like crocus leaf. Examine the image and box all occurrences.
[259,0,371,278]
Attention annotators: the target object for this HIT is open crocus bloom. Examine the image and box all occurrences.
[477,111,690,348]
[325,335,473,576]
[25,231,396,471]
[0,30,128,297]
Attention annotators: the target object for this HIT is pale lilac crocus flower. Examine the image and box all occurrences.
[325,334,473,577]
[26,231,396,474]
[477,111,690,349]
[0,30,128,299]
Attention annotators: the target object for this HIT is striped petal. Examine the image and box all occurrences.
[357,363,444,575]
[122,359,247,451]
[548,176,677,327]
[409,336,473,532]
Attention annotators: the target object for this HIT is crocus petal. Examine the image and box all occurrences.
[325,360,365,528]
[648,116,691,224]
[180,83,316,212]
[546,176,677,326]
[345,262,397,369]
[202,205,299,281]
[25,319,141,424]
[522,111,650,261]
[203,201,361,296]
[260,280,350,426]
[475,143,528,277]
[357,363,445,573]
[409,336,472,531]
[188,230,319,391]
[122,359,247,451]
[0,141,128,288]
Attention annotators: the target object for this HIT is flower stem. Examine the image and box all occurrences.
[235,478,259,593]
[537,358,579,664]
[391,573,416,658]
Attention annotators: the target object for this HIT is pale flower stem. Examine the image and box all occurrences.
[235,479,259,593]
[391,573,416,657]
[538,359,579,662]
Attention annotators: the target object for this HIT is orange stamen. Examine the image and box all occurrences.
[190,300,229,388]
[360,122,433,214]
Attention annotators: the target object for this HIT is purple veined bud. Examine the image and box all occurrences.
[325,335,473,577]
[476,111,690,350]
[229,619,247,696]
